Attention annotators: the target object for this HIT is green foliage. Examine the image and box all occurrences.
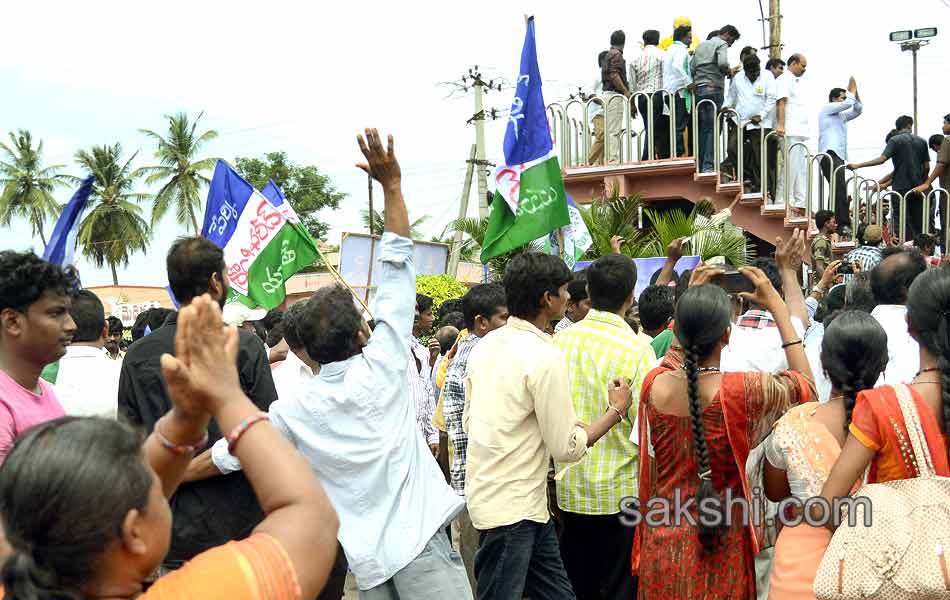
[448,216,540,281]
[234,151,344,241]
[74,144,151,285]
[575,192,651,259]
[0,130,77,246]
[416,274,467,312]
[361,208,429,239]
[138,112,218,233]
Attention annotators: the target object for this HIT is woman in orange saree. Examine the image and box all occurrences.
[632,268,814,600]
[0,296,339,600]
[820,267,950,505]
[763,311,889,600]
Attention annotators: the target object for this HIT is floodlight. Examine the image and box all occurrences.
[890,30,913,42]
[914,27,938,39]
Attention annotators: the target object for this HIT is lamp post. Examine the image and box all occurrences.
[890,28,938,135]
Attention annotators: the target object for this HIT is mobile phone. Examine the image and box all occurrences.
[714,270,755,294]
[838,262,854,275]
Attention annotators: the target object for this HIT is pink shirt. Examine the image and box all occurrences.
[0,370,65,461]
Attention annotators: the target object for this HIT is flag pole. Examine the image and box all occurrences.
[313,240,374,319]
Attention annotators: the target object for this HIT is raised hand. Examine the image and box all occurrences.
[610,235,625,254]
[738,266,784,313]
[666,237,686,262]
[356,129,401,187]
[161,294,242,418]
[775,229,804,271]
[688,263,726,287]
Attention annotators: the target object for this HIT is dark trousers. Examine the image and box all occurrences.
[559,512,637,600]
[767,135,780,201]
[667,95,689,158]
[721,126,764,192]
[638,92,670,160]
[695,85,724,172]
[892,190,927,241]
[820,150,851,228]
[475,519,576,600]
[316,543,348,600]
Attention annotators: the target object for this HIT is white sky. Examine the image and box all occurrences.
[2,0,948,286]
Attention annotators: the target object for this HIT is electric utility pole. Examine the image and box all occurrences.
[460,67,504,218]
[768,0,782,59]
[448,145,477,276]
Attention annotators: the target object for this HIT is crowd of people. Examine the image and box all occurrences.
[0,126,947,600]
[584,18,950,246]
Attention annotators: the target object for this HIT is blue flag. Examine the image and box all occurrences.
[43,176,94,267]
[502,17,553,166]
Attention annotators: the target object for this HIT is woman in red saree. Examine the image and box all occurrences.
[819,266,950,505]
[0,296,339,600]
[633,267,814,600]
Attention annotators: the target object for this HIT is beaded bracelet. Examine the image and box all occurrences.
[155,419,208,455]
[227,413,270,454]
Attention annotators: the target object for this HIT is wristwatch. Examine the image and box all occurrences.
[811,285,825,295]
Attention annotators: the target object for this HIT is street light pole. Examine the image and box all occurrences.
[891,28,937,135]
[911,44,918,135]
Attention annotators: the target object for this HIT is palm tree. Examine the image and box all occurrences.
[138,112,218,233]
[575,192,650,258]
[642,201,751,266]
[0,130,77,247]
[361,208,429,238]
[74,144,151,285]
[448,216,541,280]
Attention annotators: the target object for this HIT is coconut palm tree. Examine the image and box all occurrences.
[0,130,77,247]
[361,208,429,238]
[575,192,651,258]
[138,112,218,233]
[74,144,151,285]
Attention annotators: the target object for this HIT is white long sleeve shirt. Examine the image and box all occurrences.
[818,91,863,159]
[723,71,776,129]
[662,41,692,96]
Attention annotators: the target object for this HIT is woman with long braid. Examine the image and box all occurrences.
[818,268,950,519]
[763,311,889,599]
[633,265,814,599]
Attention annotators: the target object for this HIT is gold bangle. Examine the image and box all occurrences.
[607,405,624,421]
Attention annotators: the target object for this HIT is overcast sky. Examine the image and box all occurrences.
[2,0,948,286]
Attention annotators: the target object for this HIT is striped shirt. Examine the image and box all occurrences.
[409,337,438,445]
[553,309,656,514]
[442,333,481,494]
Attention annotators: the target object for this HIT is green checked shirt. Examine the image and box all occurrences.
[553,309,655,515]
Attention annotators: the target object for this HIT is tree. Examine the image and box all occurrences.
[138,111,218,233]
[448,216,540,280]
[234,152,344,241]
[74,144,151,285]
[0,130,76,247]
[361,208,429,239]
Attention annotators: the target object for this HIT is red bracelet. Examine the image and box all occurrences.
[155,418,208,455]
[227,413,270,454]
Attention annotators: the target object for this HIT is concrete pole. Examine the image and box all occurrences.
[474,79,490,219]
[769,0,782,59]
[449,145,477,276]
[912,46,919,135]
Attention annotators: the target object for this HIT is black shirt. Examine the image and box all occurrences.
[883,132,930,192]
[117,311,277,565]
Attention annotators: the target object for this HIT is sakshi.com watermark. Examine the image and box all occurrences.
[617,487,872,529]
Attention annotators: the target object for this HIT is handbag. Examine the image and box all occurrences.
[813,384,950,599]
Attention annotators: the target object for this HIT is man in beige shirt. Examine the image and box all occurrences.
[464,252,632,600]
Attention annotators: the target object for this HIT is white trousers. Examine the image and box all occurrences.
[776,135,808,208]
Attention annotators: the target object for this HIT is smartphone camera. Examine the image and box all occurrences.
[838,263,854,275]
[714,271,755,294]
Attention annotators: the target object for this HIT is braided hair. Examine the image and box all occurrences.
[673,285,733,554]
[820,311,889,429]
[906,267,950,464]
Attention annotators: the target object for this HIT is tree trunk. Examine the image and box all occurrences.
[189,210,200,234]
[34,208,48,247]
[110,262,118,286]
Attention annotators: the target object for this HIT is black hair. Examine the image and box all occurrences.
[638,285,675,333]
[106,316,123,337]
[438,299,464,322]
[566,279,589,303]
[706,30,720,40]
[828,87,847,102]
[260,309,284,332]
[503,253,572,320]
[68,289,105,343]
[675,269,693,304]
[821,311,889,430]
[895,115,914,131]
[282,300,309,352]
[929,134,945,152]
[674,26,692,43]
[462,283,506,331]
[415,294,434,316]
[787,53,804,66]
[871,249,927,305]
[885,129,900,143]
[844,273,876,313]
[944,113,950,123]
[674,285,733,554]
[765,57,786,71]
[815,209,835,231]
[856,223,868,246]
[439,311,466,331]
[610,30,626,47]
[719,25,740,39]
[815,284,847,324]
[751,257,782,293]
[650,268,677,286]
[742,54,761,76]
[0,251,78,313]
[905,267,950,464]
[0,417,152,598]
[597,50,609,67]
[166,237,225,306]
[642,29,660,46]
[265,321,285,348]
[130,307,174,341]
[915,233,937,253]
[297,285,363,364]
[587,254,636,312]
[739,45,756,60]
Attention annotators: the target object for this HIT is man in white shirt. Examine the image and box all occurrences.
[775,53,809,216]
[630,29,667,160]
[818,77,863,237]
[762,57,786,200]
[870,248,927,385]
[722,54,775,193]
[662,25,693,157]
[52,290,120,419]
